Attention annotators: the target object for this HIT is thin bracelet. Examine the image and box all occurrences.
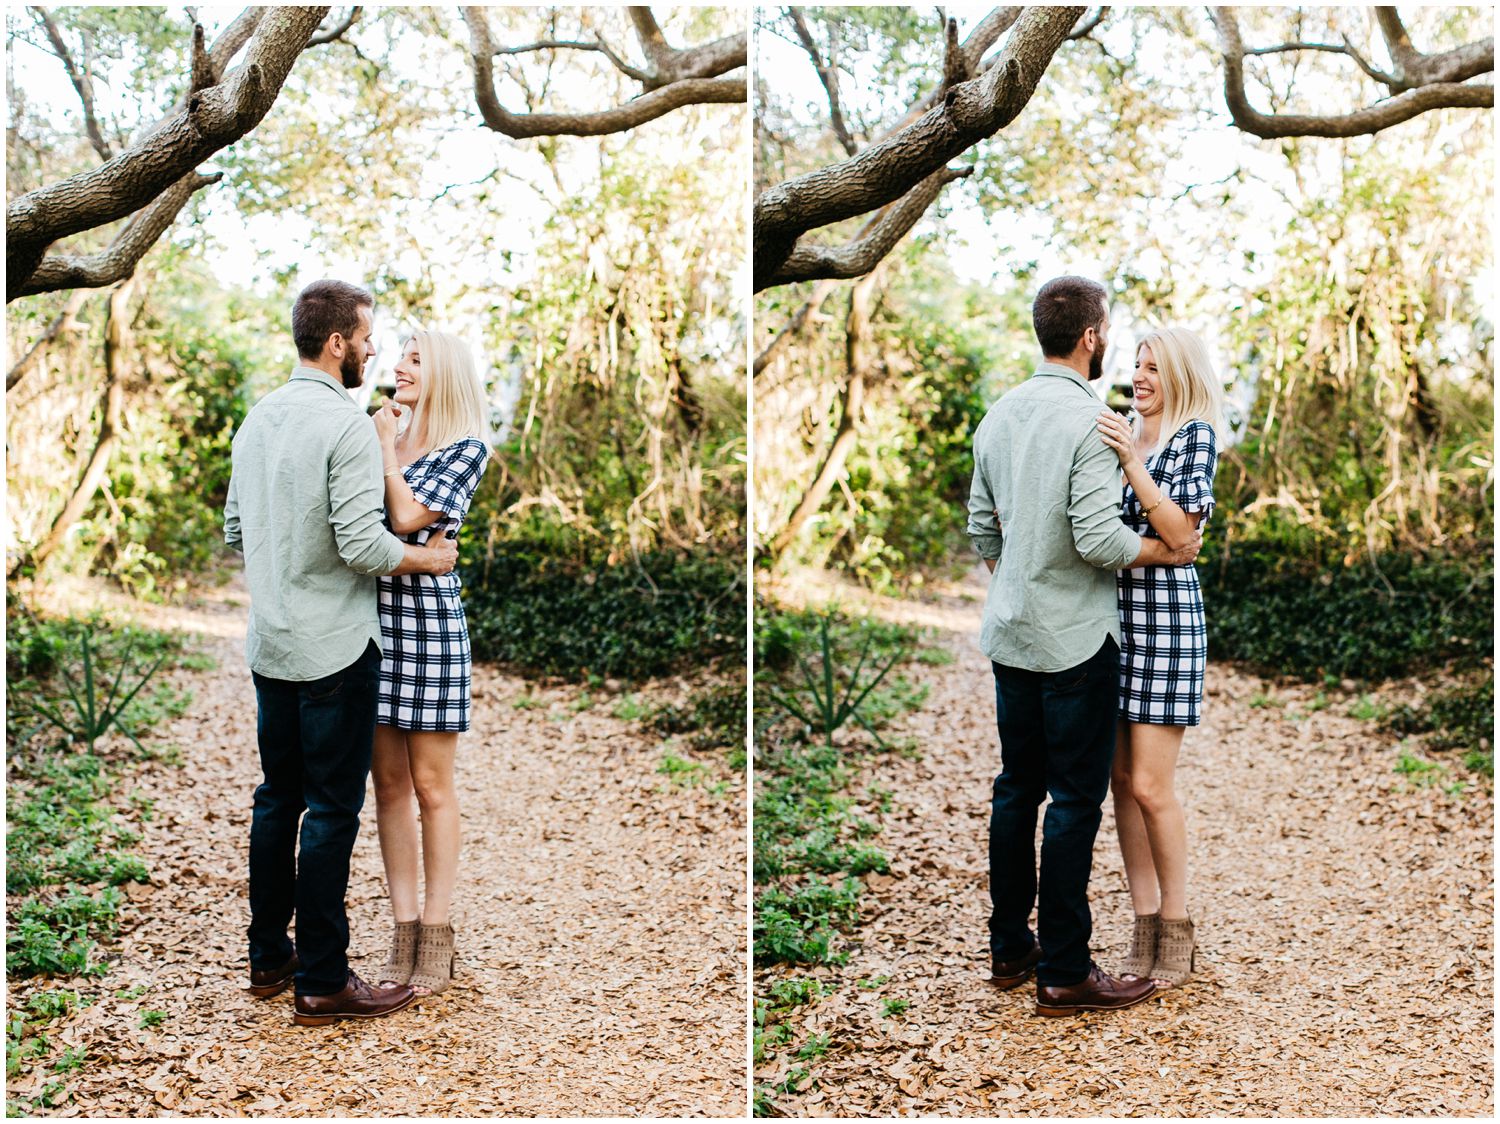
[1141,495,1165,517]
[383,466,402,478]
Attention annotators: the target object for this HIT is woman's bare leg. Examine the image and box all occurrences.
[1125,722,1189,924]
[1112,720,1161,916]
[371,725,421,925]
[407,731,461,928]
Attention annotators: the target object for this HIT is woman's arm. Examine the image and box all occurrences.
[1096,412,1203,550]
[373,402,446,535]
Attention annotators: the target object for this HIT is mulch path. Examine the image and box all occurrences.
[12,576,746,1117]
[755,565,1493,1117]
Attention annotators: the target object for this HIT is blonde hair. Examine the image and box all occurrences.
[404,329,490,456]
[1135,327,1225,442]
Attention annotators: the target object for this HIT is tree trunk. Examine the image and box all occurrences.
[20,278,135,574]
[769,267,882,556]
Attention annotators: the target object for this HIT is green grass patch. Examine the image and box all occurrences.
[6,606,191,1102]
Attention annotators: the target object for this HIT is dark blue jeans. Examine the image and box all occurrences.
[988,636,1118,987]
[248,640,380,997]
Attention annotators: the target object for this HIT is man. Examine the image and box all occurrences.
[966,276,1200,1017]
[224,280,459,1026]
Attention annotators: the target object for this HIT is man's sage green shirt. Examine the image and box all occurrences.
[966,362,1142,673]
[223,367,406,681]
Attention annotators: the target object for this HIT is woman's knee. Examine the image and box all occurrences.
[371,767,414,807]
[412,770,457,814]
[1129,772,1177,816]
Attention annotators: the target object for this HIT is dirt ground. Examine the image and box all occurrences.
[755,564,1493,1117]
[11,575,747,1117]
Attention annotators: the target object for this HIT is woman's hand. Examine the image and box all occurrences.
[1096,410,1140,469]
[373,399,403,445]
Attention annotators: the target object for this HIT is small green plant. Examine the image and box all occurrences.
[1247,693,1284,710]
[767,977,825,1008]
[511,694,546,710]
[51,1047,86,1073]
[137,1010,167,1029]
[1349,695,1388,721]
[881,998,910,1017]
[657,751,706,787]
[611,694,650,721]
[796,1033,831,1059]
[856,974,890,989]
[1394,746,1448,788]
[18,630,171,755]
[113,985,147,1000]
[766,617,906,748]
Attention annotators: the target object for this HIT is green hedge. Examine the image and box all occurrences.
[1201,547,1492,681]
[460,544,744,681]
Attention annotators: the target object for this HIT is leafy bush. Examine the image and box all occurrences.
[1201,546,1492,681]
[461,541,744,681]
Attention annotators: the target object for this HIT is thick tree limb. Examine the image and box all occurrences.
[1212,7,1492,139]
[11,172,221,300]
[788,7,857,156]
[465,6,745,139]
[763,166,972,289]
[31,6,113,161]
[754,6,1083,290]
[7,6,329,301]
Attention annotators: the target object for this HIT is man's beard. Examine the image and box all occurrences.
[1087,345,1105,382]
[340,347,366,389]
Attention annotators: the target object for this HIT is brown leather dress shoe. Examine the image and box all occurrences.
[1035,963,1157,1017]
[248,953,298,999]
[293,970,416,1026]
[990,938,1043,990]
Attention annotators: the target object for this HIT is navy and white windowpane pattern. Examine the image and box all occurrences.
[1117,420,1218,727]
[377,436,488,733]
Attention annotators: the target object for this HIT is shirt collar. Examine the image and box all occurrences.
[1034,361,1100,398]
[289,365,352,399]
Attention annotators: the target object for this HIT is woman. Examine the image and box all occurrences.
[369,328,490,997]
[1095,327,1222,990]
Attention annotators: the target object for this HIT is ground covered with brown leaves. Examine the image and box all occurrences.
[755,565,1493,1117]
[12,576,747,1117]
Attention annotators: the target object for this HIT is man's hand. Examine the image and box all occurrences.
[1165,531,1203,567]
[423,535,459,574]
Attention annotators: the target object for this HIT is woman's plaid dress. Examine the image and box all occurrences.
[376,436,489,732]
[1117,420,1218,727]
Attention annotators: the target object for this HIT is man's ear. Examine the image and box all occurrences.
[329,333,345,358]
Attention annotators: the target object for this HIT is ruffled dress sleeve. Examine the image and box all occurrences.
[1167,421,1217,524]
[409,437,489,532]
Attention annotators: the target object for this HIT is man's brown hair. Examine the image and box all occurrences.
[1032,276,1108,359]
[292,280,373,360]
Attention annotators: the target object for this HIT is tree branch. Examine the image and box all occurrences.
[31,6,113,161]
[11,172,221,300]
[307,6,362,48]
[1211,7,1493,140]
[788,7,858,156]
[6,289,88,392]
[752,278,838,377]
[7,6,329,301]
[754,5,1083,290]
[465,6,745,139]
[1067,6,1108,40]
[762,166,972,289]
